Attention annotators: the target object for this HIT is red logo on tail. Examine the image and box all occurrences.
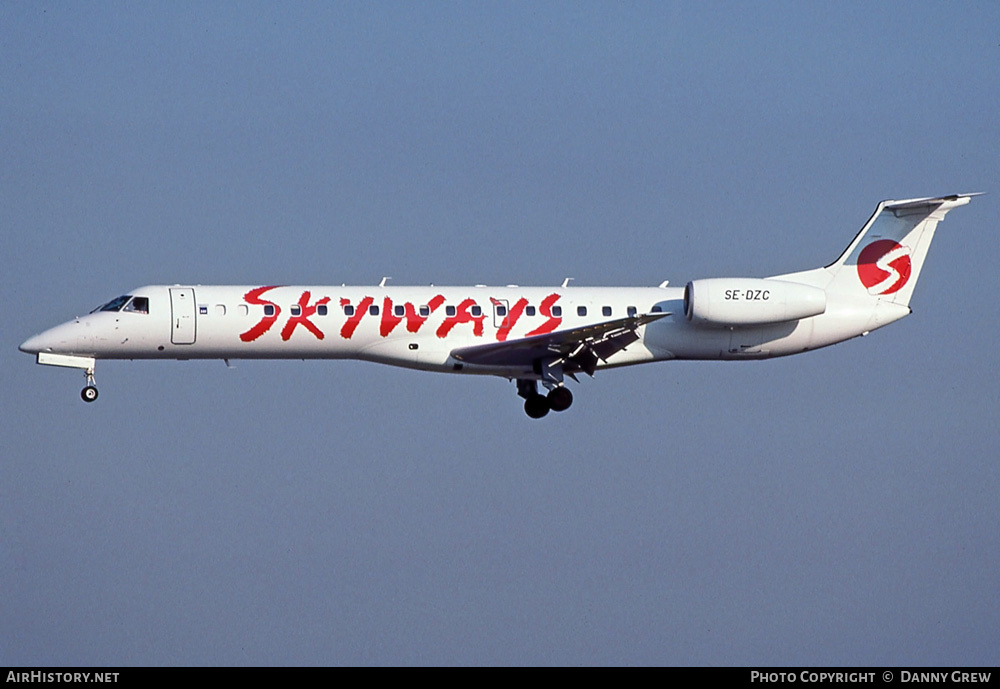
[857,240,912,295]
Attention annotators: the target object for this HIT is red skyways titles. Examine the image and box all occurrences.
[240,285,283,342]
[491,294,563,340]
[240,287,564,343]
[435,298,486,338]
[339,296,374,339]
[240,286,330,342]
[281,291,331,340]
[380,295,446,337]
[346,295,486,339]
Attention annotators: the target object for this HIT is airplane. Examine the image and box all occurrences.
[20,194,975,418]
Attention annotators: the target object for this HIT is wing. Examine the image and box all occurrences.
[450,312,670,376]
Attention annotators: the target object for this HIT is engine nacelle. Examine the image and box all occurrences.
[684,278,826,326]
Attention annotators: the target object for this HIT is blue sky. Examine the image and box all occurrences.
[2,2,998,665]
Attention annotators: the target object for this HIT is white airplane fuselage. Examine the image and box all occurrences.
[20,283,903,368]
[20,195,974,417]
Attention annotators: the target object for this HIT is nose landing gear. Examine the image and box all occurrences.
[81,368,98,403]
[28,352,100,403]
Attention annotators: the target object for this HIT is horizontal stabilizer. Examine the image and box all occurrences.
[883,193,982,212]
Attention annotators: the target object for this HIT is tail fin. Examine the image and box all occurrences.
[786,194,977,307]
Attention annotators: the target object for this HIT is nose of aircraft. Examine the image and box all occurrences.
[19,320,94,356]
[19,333,46,354]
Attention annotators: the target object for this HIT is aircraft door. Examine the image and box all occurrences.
[170,288,197,344]
[492,299,509,329]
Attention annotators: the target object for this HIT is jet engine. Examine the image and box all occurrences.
[684,278,826,326]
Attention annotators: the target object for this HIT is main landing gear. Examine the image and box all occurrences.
[516,377,574,419]
[515,357,576,419]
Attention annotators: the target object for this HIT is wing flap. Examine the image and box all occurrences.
[451,312,669,371]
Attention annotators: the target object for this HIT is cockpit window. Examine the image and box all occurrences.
[90,295,149,314]
[91,295,132,313]
[123,297,149,314]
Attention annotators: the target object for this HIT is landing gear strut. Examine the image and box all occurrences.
[81,368,98,403]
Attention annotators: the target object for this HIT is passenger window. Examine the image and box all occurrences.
[471,305,482,316]
[291,305,302,316]
[627,306,637,317]
[238,305,249,316]
[199,305,208,315]
[602,306,612,317]
[317,304,328,316]
[496,305,507,317]
[343,304,355,316]
[552,306,562,317]
[369,304,380,316]
[446,305,456,317]
[577,306,587,317]
[419,305,430,317]
[526,306,536,317]
[394,305,405,317]
[264,305,275,316]
[651,305,662,313]
[215,305,226,316]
